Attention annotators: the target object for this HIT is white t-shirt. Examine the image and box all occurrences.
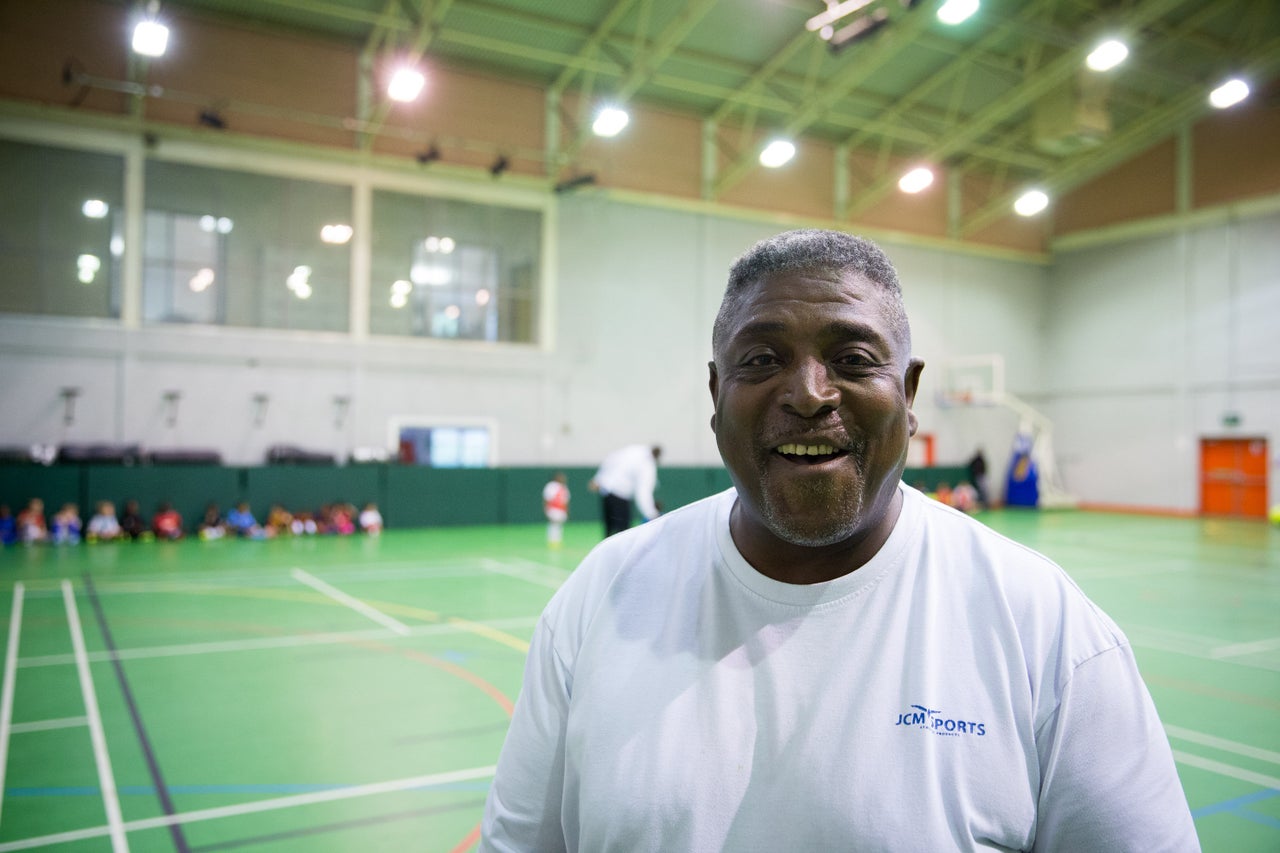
[481,485,1198,853]
[592,444,659,520]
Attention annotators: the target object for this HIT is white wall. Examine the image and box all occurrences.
[1044,210,1280,510]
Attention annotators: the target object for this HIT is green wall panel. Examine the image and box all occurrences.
[244,466,383,521]
[84,465,241,535]
[0,465,82,519]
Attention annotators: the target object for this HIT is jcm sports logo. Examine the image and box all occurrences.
[895,704,986,736]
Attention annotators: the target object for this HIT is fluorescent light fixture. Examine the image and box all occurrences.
[189,268,214,293]
[937,0,979,25]
[760,139,796,168]
[806,0,875,32]
[287,265,312,295]
[82,199,109,219]
[320,224,353,244]
[132,19,169,57]
[110,236,125,257]
[444,304,461,320]
[475,288,491,306]
[1014,189,1050,217]
[592,106,630,137]
[390,291,408,309]
[387,67,425,102]
[216,216,233,234]
[1209,78,1249,109]
[438,236,455,254]
[391,279,413,297]
[898,167,934,194]
[199,215,216,232]
[410,263,451,286]
[77,254,100,284]
[1086,39,1128,72]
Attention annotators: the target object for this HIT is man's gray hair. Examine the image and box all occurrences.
[713,229,910,356]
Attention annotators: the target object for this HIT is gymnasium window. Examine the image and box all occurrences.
[142,161,352,332]
[369,190,541,343]
[0,139,123,319]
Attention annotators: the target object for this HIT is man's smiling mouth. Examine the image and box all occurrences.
[774,443,848,464]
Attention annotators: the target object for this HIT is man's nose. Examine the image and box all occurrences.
[782,358,839,417]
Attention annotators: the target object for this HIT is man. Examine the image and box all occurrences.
[481,230,1198,851]
[589,443,661,537]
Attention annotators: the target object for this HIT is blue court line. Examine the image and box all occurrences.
[6,780,493,797]
[1191,789,1280,832]
[1191,788,1280,818]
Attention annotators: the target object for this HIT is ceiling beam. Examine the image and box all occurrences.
[554,0,719,169]
[357,0,456,150]
[549,0,639,98]
[958,38,1280,236]
[841,0,1200,220]
[711,2,935,199]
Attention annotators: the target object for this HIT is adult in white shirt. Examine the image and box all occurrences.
[481,229,1199,852]
[590,443,662,537]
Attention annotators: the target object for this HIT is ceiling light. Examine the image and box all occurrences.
[82,199,109,219]
[287,265,312,293]
[760,139,796,168]
[592,106,630,137]
[898,167,934,194]
[475,288,491,306]
[390,291,408,309]
[1085,39,1128,72]
[387,67,425,103]
[937,0,979,25]
[1014,189,1050,217]
[806,0,875,32]
[438,237,455,254]
[216,217,233,234]
[320,224,353,244]
[132,19,169,58]
[1209,78,1249,109]
[444,305,461,320]
[391,279,412,297]
[189,268,214,293]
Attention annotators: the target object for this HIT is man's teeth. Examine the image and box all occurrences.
[777,443,838,456]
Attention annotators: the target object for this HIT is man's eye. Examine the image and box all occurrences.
[834,352,875,368]
[743,353,779,367]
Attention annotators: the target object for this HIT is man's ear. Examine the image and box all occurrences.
[707,361,719,432]
[904,359,925,437]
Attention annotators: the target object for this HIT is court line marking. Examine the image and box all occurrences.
[9,716,89,735]
[1210,636,1280,660]
[0,583,24,826]
[0,764,496,852]
[290,569,411,636]
[479,558,565,590]
[1166,725,1280,766]
[18,616,541,670]
[62,581,129,853]
[1172,750,1280,791]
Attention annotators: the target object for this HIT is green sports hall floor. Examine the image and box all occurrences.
[0,509,1276,852]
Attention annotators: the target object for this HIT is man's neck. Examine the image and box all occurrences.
[730,488,903,585]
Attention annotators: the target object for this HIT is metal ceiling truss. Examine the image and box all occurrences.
[99,0,1280,239]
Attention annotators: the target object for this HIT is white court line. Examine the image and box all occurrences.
[1210,636,1280,660]
[1166,725,1280,766]
[10,716,88,735]
[479,558,565,590]
[0,763,496,852]
[290,569,411,635]
[0,583,24,826]
[1172,750,1280,791]
[62,581,129,853]
[18,615,541,670]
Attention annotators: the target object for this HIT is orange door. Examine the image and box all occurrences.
[1200,437,1269,519]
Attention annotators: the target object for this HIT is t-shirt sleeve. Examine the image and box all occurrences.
[1033,644,1200,852]
[480,614,572,853]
